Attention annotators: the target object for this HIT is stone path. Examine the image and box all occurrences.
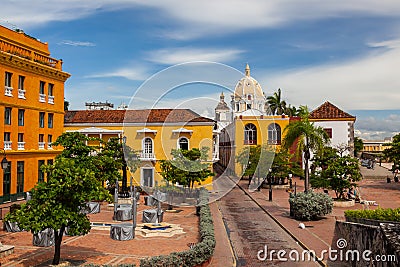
[217,182,319,266]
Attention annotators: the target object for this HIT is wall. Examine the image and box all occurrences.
[329,221,400,267]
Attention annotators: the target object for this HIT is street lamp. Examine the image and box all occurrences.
[288,173,293,188]
[121,136,128,193]
[268,168,273,201]
[1,151,9,170]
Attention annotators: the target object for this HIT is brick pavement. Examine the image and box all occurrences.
[240,166,400,266]
[0,197,200,266]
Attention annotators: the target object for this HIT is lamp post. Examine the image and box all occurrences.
[121,136,128,193]
[289,173,293,189]
[268,168,272,201]
[1,151,9,170]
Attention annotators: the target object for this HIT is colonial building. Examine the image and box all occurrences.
[216,64,291,175]
[64,109,216,189]
[309,101,356,156]
[216,65,357,176]
[0,25,70,203]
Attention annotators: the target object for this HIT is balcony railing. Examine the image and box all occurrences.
[4,141,12,150]
[18,142,25,150]
[244,140,257,145]
[48,142,53,149]
[18,89,26,99]
[39,94,46,103]
[48,95,54,104]
[0,39,63,70]
[267,140,281,145]
[4,86,13,96]
[38,142,45,150]
[140,152,156,160]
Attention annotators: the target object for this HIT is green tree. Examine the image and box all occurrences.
[267,88,287,115]
[5,132,119,265]
[236,145,275,179]
[166,147,214,189]
[383,134,400,171]
[353,137,364,157]
[282,110,330,192]
[311,155,362,199]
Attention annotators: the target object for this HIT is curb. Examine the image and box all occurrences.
[231,176,327,267]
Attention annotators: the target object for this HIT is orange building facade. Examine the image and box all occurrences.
[0,25,70,203]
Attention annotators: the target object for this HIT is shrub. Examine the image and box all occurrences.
[344,208,400,222]
[289,191,333,221]
[140,188,215,266]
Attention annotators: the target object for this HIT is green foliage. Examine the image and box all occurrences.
[283,111,330,192]
[311,154,362,199]
[383,133,400,169]
[140,188,215,267]
[236,145,275,178]
[289,191,333,221]
[267,88,287,115]
[353,137,364,157]
[345,208,400,222]
[5,132,122,265]
[161,148,214,189]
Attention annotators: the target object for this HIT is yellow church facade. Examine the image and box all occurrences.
[215,64,291,176]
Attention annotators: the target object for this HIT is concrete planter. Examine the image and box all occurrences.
[333,199,355,207]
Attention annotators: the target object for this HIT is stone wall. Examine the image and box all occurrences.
[328,221,400,267]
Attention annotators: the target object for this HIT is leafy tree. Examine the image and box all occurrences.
[282,110,330,192]
[383,134,400,171]
[311,155,362,199]
[354,137,364,157]
[236,145,275,179]
[267,88,287,115]
[284,104,299,117]
[5,132,120,265]
[163,147,214,189]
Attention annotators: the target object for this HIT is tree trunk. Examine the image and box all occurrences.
[52,225,65,265]
[304,148,311,193]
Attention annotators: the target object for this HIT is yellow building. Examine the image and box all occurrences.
[216,64,290,175]
[0,25,70,203]
[64,108,216,189]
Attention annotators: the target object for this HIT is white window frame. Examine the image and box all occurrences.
[177,137,189,150]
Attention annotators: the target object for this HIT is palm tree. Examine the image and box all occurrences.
[267,88,287,115]
[282,109,330,192]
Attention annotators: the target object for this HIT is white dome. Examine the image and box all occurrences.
[234,64,264,99]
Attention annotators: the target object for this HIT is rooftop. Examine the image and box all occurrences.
[309,101,355,120]
[64,109,215,124]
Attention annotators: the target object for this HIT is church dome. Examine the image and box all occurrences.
[234,64,264,99]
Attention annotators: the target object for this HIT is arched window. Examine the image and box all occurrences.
[142,137,154,159]
[178,137,189,150]
[268,123,281,145]
[244,123,257,145]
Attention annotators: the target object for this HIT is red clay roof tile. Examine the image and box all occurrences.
[309,101,355,120]
[64,109,214,124]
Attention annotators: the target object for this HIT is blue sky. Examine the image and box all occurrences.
[1,1,400,139]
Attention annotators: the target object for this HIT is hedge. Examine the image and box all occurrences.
[344,208,400,222]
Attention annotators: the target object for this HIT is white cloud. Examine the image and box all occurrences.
[263,40,400,110]
[86,66,150,81]
[2,1,400,37]
[146,48,244,65]
[59,40,96,47]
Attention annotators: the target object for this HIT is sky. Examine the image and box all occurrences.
[1,0,400,140]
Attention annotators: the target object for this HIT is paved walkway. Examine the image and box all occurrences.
[225,164,400,266]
